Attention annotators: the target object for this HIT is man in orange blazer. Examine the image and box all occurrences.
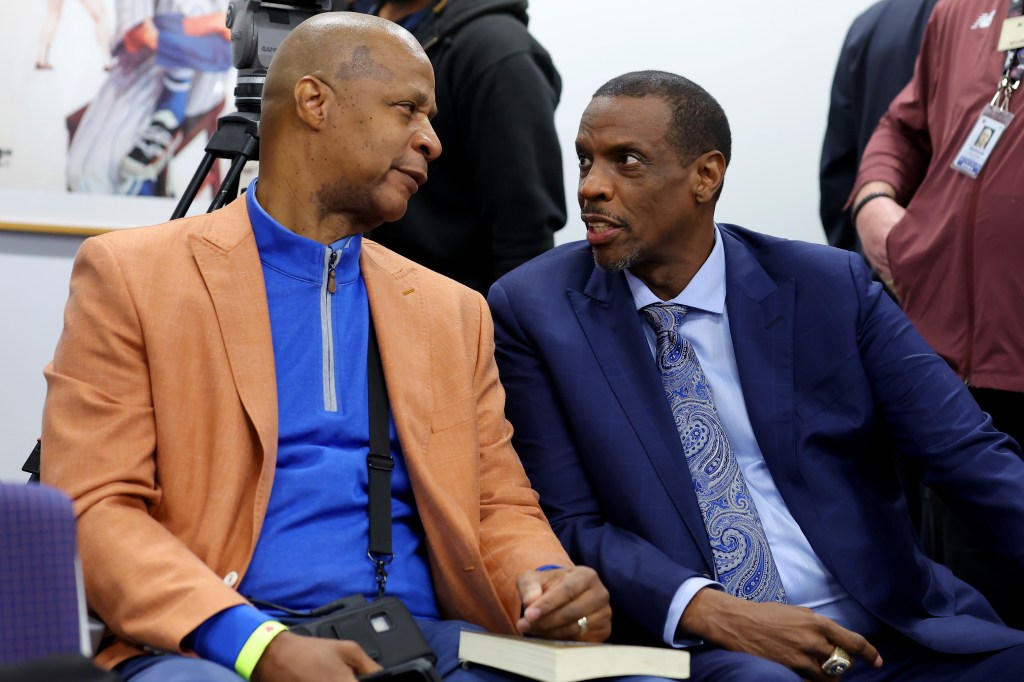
[41,13,611,682]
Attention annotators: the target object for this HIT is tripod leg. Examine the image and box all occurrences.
[171,152,217,220]
[208,152,251,212]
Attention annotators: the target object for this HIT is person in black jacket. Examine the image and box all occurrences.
[818,0,937,255]
[350,0,566,294]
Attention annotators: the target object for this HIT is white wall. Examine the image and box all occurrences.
[0,1,876,481]
[0,231,86,481]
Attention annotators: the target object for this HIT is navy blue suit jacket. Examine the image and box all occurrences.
[488,224,1024,653]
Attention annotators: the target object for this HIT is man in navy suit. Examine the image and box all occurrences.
[488,71,1024,680]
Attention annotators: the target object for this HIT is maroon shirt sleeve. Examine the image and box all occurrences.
[851,3,943,206]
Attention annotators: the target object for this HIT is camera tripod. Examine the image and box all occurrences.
[171,108,260,220]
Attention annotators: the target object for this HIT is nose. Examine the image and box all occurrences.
[414,120,442,162]
[578,164,612,203]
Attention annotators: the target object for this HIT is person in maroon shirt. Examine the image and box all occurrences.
[852,0,1024,630]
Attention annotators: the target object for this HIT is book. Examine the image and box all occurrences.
[457,630,690,682]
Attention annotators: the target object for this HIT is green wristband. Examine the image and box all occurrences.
[235,621,288,681]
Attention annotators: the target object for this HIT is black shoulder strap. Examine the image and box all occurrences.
[366,314,394,596]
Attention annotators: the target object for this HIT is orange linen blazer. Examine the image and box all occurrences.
[42,196,570,669]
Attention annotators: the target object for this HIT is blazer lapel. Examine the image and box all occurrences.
[360,246,477,548]
[721,230,807,512]
[361,244,433,467]
[190,198,278,467]
[569,267,713,567]
[361,244,507,624]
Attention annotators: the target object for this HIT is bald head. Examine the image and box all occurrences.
[254,11,441,244]
[261,12,426,125]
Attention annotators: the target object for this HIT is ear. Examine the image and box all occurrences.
[294,76,330,131]
[692,151,726,204]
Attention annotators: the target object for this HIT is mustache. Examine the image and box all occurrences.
[580,204,630,228]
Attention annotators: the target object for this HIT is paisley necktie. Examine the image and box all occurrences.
[641,303,787,603]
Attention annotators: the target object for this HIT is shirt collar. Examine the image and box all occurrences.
[624,224,726,314]
[246,178,362,284]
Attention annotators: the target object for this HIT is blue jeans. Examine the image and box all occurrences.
[116,618,671,682]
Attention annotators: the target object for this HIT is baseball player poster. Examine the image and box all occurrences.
[0,1,234,233]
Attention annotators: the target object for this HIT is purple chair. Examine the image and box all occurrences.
[0,482,90,665]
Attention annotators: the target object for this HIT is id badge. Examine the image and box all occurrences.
[951,105,1015,178]
[997,17,1024,52]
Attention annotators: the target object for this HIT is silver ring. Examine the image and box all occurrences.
[576,615,589,636]
[821,645,851,677]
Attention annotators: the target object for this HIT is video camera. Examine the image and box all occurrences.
[172,0,350,217]
[226,0,349,113]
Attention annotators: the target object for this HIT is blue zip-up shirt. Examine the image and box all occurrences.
[191,181,439,669]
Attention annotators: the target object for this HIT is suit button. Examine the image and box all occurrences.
[700,572,712,579]
[223,571,239,587]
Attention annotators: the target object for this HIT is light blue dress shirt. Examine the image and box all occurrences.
[624,226,879,646]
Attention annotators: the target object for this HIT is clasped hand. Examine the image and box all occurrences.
[516,565,612,642]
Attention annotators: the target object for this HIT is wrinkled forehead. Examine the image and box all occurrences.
[325,28,431,83]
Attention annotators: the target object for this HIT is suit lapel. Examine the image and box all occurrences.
[361,245,433,468]
[361,244,505,622]
[190,198,278,467]
[361,246,477,546]
[570,267,713,567]
[721,229,803,504]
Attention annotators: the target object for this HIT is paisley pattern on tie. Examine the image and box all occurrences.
[641,303,787,603]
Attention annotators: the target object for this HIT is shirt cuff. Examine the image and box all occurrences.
[663,578,723,647]
[190,604,274,671]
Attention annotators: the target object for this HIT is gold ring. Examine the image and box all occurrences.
[576,615,589,636]
[821,645,852,676]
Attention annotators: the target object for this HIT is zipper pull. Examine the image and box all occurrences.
[327,250,340,294]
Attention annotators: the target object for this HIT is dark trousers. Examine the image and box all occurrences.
[687,631,1024,681]
[920,386,1024,630]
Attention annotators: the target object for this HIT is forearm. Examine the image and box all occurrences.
[851,257,1024,564]
[665,579,720,646]
[190,605,280,673]
[679,588,882,680]
[849,181,903,282]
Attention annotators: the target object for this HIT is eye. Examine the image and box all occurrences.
[578,156,592,171]
[396,102,416,115]
[621,153,641,166]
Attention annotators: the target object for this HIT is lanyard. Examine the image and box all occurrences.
[952,3,1022,178]
[992,1,1024,110]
